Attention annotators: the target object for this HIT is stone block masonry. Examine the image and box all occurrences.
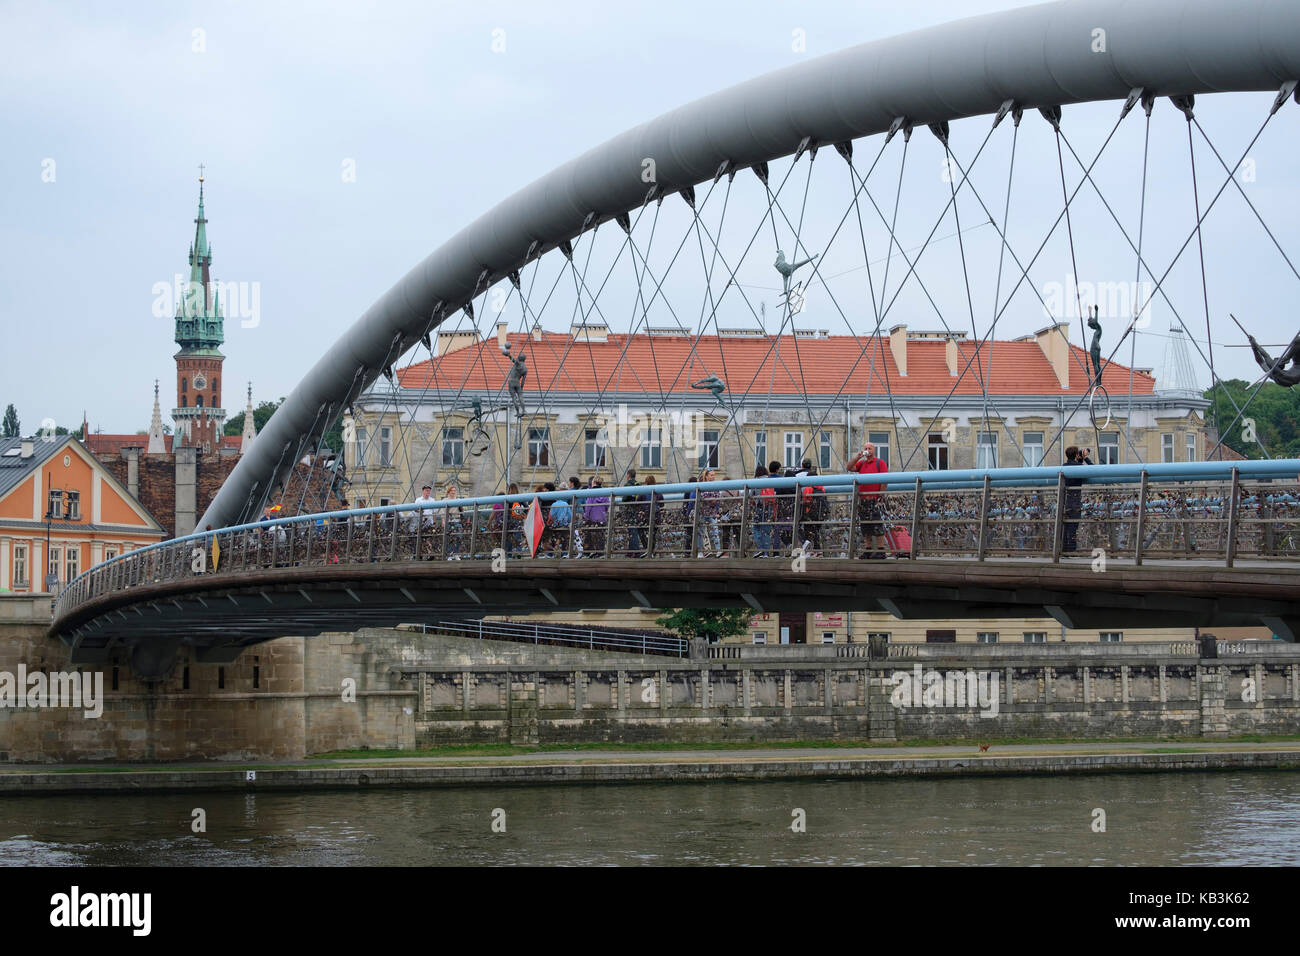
[2,597,1297,761]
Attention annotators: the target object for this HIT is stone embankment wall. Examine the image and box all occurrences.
[2,596,1297,761]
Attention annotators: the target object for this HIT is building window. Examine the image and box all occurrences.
[752,631,767,645]
[442,427,464,467]
[1185,432,1197,462]
[1022,432,1044,468]
[527,428,550,467]
[104,548,118,562]
[927,434,949,470]
[47,547,60,581]
[218,666,225,690]
[13,545,28,587]
[1161,433,1174,463]
[213,378,218,395]
[754,431,767,468]
[783,432,804,469]
[181,397,187,407]
[976,432,998,470]
[380,427,392,467]
[65,491,80,520]
[1023,631,1047,643]
[196,395,204,408]
[585,428,606,468]
[867,632,891,644]
[640,427,661,469]
[868,432,891,468]
[925,629,956,643]
[821,631,836,645]
[977,632,999,644]
[1099,431,1120,465]
[181,377,188,393]
[355,426,368,468]
[65,547,78,582]
[1099,631,1123,643]
[47,489,63,519]
[698,429,719,470]
[819,431,832,470]
[379,498,391,507]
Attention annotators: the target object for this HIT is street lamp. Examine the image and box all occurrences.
[43,470,77,595]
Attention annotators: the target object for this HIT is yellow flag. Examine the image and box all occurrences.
[211,534,221,572]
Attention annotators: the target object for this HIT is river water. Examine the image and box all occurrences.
[1,771,1296,866]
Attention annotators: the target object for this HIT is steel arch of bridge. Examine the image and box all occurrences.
[199,0,1300,531]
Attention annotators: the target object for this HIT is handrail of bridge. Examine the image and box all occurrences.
[52,459,1300,626]
[420,619,686,657]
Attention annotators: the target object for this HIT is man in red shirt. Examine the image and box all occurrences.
[848,441,889,558]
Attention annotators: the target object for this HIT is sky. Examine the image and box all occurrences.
[2,0,1297,437]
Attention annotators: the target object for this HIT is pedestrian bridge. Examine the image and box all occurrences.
[49,460,1300,676]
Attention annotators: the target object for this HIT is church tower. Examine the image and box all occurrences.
[171,171,227,454]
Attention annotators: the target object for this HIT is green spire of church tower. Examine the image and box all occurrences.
[175,172,224,352]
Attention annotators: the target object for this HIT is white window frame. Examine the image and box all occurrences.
[1023,631,1047,644]
[442,427,464,467]
[64,547,78,582]
[47,547,60,579]
[783,432,804,469]
[1022,432,1044,468]
[819,431,832,470]
[976,432,998,470]
[820,631,836,645]
[1099,631,1123,643]
[527,427,550,467]
[1161,433,1174,463]
[355,426,368,468]
[754,431,767,469]
[380,426,392,467]
[752,631,767,645]
[13,544,28,588]
[47,489,63,519]
[65,490,81,520]
[585,429,607,468]
[640,427,662,469]
[698,429,719,470]
[104,548,118,562]
[1099,431,1120,465]
[1185,432,1196,462]
[976,632,999,644]
[868,431,891,468]
[927,434,949,471]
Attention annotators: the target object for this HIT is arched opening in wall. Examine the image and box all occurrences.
[181,397,187,408]
[196,396,204,408]
[181,378,187,393]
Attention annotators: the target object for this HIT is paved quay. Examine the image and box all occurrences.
[0,741,1297,795]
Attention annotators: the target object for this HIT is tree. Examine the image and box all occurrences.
[1205,380,1300,459]
[225,399,282,437]
[2,404,18,438]
[655,607,752,644]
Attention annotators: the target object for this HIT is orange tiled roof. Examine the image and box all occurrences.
[398,332,1156,397]
[85,434,243,457]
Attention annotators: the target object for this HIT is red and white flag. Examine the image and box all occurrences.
[524,496,545,557]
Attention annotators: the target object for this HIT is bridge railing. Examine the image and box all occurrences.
[52,459,1300,623]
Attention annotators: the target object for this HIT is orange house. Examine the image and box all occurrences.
[0,435,165,594]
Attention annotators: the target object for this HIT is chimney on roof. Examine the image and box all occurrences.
[435,330,478,356]
[20,440,34,459]
[945,334,959,377]
[571,321,609,343]
[531,322,542,342]
[1034,321,1071,388]
[889,324,907,376]
[496,322,508,348]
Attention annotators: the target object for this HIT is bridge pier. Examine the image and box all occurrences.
[128,638,182,683]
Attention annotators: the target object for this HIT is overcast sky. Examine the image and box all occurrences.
[3,0,1297,436]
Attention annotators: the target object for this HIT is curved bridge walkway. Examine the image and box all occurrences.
[49,460,1300,674]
